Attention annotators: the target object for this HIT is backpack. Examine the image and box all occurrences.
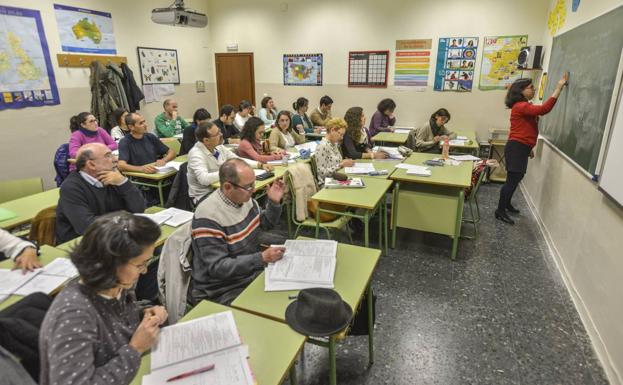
[53,143,70,187]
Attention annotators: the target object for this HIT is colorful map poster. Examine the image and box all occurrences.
[0,6,60,110]
[479,35,528,90]
[54,4,116,54]
[433,37,478,92]
[394,39,431,90]
[283,54,322,86]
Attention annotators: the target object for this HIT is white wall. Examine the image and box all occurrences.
[206,0,549,139]
[0,0,217,188]
[523,1,623,384]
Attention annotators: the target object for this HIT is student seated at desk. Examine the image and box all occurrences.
[68,112,118,171]
[292,97,317,134]
[258,95,278,126]
[40,213,167,385]
[189,159,285,306]
[234,100,255,131]
[268,111,306,151]
[110,108,130,142]
[56,143,146,244]
[310,95,333,128]
[368,98,397,137]
[342,107,388,160]
[180,108,211,155]
[315,118,354,187]
[117,113,177,174]
[238,117,285,162]
[213,104,240,144]
[0,228,41,272]
[187,121,271,203]
[406,108,456,153]
[154,98,190,138]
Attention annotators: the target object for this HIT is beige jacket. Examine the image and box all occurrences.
[310,107,332,127]
[285,163,317,222]
[268,128,305,152]
[407,121,456,152]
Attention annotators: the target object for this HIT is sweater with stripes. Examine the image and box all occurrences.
[190,189,281,305]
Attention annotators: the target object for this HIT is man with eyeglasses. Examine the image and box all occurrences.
[212,104,240,144]
[187,121,273,204]
[189,158,286,305]
[56,143,146,244]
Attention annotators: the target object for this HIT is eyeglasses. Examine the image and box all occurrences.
[128,257,153,272]
[207,131,222,138]
[229,181,255,193]
[87,118,98,123]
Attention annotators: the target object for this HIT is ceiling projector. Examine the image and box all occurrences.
[151,0,208,28]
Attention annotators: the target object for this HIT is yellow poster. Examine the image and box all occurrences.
[548,0,567,35]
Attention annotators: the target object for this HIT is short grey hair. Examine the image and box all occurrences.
[219,158,250,187]
[125,112,138,127]
[75,149,94,171]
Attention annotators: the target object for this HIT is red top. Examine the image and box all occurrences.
[508,97,557,147]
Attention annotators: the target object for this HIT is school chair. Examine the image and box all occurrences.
[161,138,181,155]
[29,206,57,246]
[0,177,44,204]
[462,162,489,240]
[285,169,352,242]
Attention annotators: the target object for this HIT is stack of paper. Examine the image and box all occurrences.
[295,141,318,153]
[324,177,365,188]
[344,162,375,174]
[394,129,412,134]
[254,169,267,177]
[136,212,173,226]
[155,161,184,174]
[448,139,466,146]
[374,146,404,160]
[0,258,79,299]
[265,240,337,291]
[396,163,432,176]
[142,311,253,385]
[450,154,481,161]
[456,135,469,140]
[266,158,295,165]
[155,207,194,227]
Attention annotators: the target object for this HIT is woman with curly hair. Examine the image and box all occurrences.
[341,107,387,160]
[238,116,284,162]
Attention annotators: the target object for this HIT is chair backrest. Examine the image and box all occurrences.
[0,178,44,204]
[29,206,56,246]
[161,138,181,155]
[53,143,70,187]
[309,154,319,185]
[466,163,488,201]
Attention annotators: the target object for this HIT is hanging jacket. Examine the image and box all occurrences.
[157,222,193,324]
[106,63,130,112]
[120,62,144,112]
[165,162,193,211]
[90,61,119,131]
[285,163,317,222]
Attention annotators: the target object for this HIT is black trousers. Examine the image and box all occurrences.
[497,171,524,212]
[497,140,531,213]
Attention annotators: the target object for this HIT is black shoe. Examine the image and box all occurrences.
[495,210,515,225]
[506,204,520,214]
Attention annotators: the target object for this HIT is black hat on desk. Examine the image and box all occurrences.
[285,288,353,337]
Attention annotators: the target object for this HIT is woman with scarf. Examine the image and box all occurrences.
[68,112,118,171]
[407,108,456,153]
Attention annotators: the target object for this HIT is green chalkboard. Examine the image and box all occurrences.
[540,5,623,175]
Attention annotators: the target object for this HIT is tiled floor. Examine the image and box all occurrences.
[284,183,610,385]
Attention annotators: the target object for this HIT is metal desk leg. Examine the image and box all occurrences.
[315,208,320,239]
[157,180,165,207]
[289,362,298,385]
[364,210,370,248]
[377,202,382,253]
[383,197,388,256]
[329,336,337,385]
[451,190,465,259]
[367,284,374,365]
[391,182,400,249]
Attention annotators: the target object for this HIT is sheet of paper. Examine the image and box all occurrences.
[394,126,415,130]
[143,85,157,103]
[42,258,78,278]
[266,159,295,165]
[266,240,337,285]
[396,163,432,176]
[265,271,334,291]
[448,139,466,146]
[344,167,372,174]
[0,294,8,303]
[394,129,411,134]
[143,345,253,385]
[14,274,68,296]
[294,141,318,153]
[151,311,241,371]
[0,269,40,295]
[158,208,194,227]
[450,154,481,161]
[456,135,468,140]
[254,169,267,177]
[136,212,173,226]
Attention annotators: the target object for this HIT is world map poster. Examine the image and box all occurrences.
[54,4,116,54]
[433,36,478,92]
[479,35,528,90]
[283,54,323,86]
[0,6,60,110]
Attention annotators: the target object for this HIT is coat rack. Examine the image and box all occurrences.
[56,53,128,68]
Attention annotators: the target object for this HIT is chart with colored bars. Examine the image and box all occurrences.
[348,51,389,87]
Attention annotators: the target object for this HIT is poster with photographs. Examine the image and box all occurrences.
[137,47,180,85]
[433,37,478,92]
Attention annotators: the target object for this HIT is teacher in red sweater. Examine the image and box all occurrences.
[496,73,568,224]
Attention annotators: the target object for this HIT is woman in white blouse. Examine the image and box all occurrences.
[234,100,255,131]
[268,111,306,152]
[258,96,278,126]
[314,117,354,186]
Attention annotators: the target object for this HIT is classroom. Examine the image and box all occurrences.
[1,0,622,384]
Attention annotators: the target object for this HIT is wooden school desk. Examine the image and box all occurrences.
[311,177,392,253]
[371,131,409,146]
[390,153,471,259]
[0,245,68,311]
[0,188,60,230]
[123,155,188,207]
[231,238,381,385]
[55,206,178,253]
[129,300,306,385]
[444,130,480,156]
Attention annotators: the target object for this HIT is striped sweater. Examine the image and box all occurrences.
[190,189,282,305]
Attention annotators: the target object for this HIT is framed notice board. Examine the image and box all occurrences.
[348,50,389,87]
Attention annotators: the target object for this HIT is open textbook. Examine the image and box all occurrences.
[265,240,337,291]
[143,311,253,385]
[155,161,184,174]
[138,208,193,227]
[0,258,78,299]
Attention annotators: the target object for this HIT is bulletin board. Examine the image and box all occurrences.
[348,50,389,87]
[137,46,180,85]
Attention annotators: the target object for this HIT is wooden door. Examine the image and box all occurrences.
[214,53,255,109]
